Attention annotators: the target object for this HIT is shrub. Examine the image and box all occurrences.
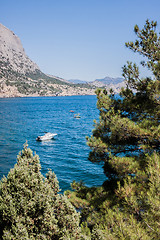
[0,143,81,239]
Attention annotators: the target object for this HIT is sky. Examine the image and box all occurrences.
[1,0,160,82]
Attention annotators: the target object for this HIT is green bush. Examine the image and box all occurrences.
[0,143,81,239]
[66,19,160,239]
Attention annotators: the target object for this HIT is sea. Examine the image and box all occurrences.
[0,95,106,192]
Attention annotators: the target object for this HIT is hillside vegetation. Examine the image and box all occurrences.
[0,19,159,239]
[66,19,160,239]
[0,23,96,97]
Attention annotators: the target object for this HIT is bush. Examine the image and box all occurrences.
[0,143,81,239]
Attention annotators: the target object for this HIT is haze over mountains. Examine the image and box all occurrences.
[68,79,88,84]
[68,77,124,85]
[94,76,124,85]
[0,23,125,97]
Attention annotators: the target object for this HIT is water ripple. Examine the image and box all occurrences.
[0,96,105,191]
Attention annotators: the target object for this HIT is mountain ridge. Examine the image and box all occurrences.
[94,76,124,85]
[0,23,125,97]
[0,23,40,74]
[0,23,97,97]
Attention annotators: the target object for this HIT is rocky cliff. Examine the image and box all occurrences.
[89,76,126,93]
[0,23,40,74]
[0,24,96,97]
[0,23,124,98]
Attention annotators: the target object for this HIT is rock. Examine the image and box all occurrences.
[0,23,125,98]
[0,23,39,74]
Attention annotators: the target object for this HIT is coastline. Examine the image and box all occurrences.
[0,84,96,98]
[0,93,96,98]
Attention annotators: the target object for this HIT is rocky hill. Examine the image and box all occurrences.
[0,23,40,74]
[0,23,96,97]
[0,23,125,98]
[94,76,124,85]
[89,76,126,93]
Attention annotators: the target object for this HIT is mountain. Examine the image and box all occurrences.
[46,74,70,84]
[94,76,124,85]
[0,23,95,97]
[0,23,40,74]
[68,79,87,84]
[0,23,125,97]
[89,76,125,93]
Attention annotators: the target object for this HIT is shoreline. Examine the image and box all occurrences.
[0,93,96,99]
[0,83,97,98]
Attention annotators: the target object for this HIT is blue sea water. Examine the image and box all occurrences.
[0,95,106,191]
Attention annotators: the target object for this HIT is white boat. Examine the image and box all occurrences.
[74,113,81,118]
[36,132,57,141]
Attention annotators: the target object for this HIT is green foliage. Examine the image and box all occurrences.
[0,63,95,95]
[87,19,160,187]
[1,19,160,240]
[67,153,160,239]
[0,143,81,239]
[65,19,160,239]
[125,19,160,79]
[25,70,68,85]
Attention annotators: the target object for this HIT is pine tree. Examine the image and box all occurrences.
[87,19,160,190]
[0,143,81,239]
[82,19,160,238]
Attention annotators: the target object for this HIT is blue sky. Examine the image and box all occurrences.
[1,0,160,81]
